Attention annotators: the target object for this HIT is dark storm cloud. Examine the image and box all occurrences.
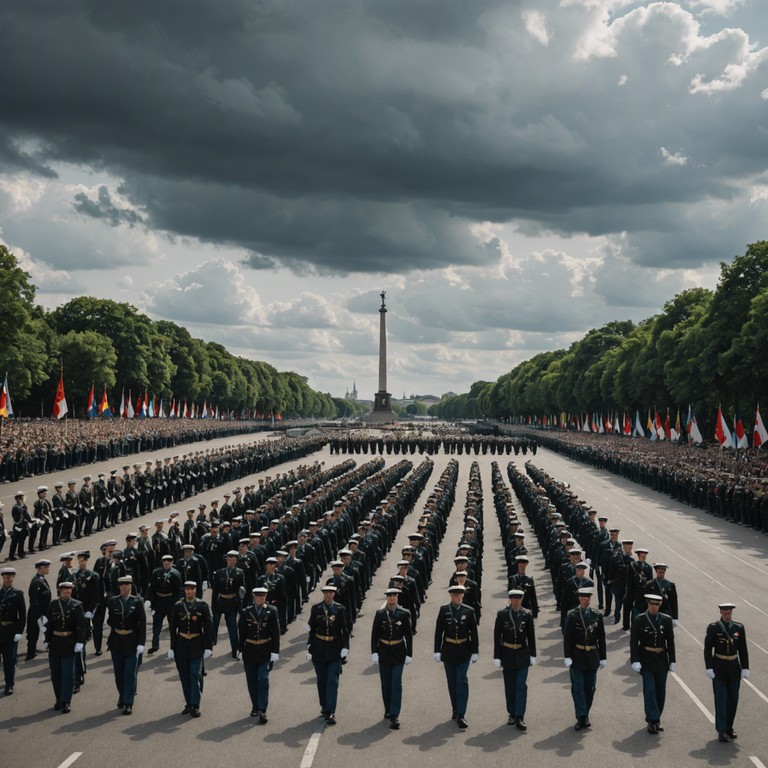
[73,185,145,228]
[1,0,766,273]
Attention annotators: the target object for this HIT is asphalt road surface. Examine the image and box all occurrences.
[2,434,767,768]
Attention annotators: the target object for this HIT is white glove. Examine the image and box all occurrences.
[530,656,537,667]
[433,652,442,663]
[470,653,479,664]
[136,645,144,656]
[631,661,642,673]
[741,669,750,679]
[202,581,209,590]
[340,648,349,659]
[673,619,679,628]
[238,586,246,599]
[13,634,22,643]
[599,660,607,669]
[144,601,152,611]
[669,662,676,672]
[270,652,279,663]
[371,653,379,664]
[564,657,573,668]
[304,624,311,632]
[585,558,591,566]
[305,652,313,661]
[43,642,49,652]
[705,668,715,680]
[405,655,412,665]
[39,615,48,627]
[85,611,94,619]
[493,658,501,669]
[74,643,84,653]
[167,649,175,660]
[203,649,212,659]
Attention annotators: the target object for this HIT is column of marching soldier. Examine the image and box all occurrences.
[0,455,752,741]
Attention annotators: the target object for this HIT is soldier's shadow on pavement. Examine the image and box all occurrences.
[532,726,586,756]
[464,723,521,751]
[197,718,256,742]
[336,720,392,748]
[689,740,742,766]
[50,709,118,733]
[401,721,459,751]
[611,729,664,757]
[262,718,321,748]
[122,713,185,739]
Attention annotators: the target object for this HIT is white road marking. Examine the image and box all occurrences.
[300,731,323,768]
[749,757,767,768]
[56,754,83,768]
[671,672,715,724]
[745,679,768,706]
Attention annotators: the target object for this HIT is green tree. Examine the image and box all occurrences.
[58,330,118,414]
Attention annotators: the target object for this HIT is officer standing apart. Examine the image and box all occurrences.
[107,575,146,715]
[168,580,213,718]
[704,601,750,743]
[44,581,87,713]
[629,593,676,734]
[238,586,280,723]
[563,587,607,731]
[433,584,479,730]
[306,585,349,726]
[0,567,26,695]
[371,586,413,730]
[493,588,536,731]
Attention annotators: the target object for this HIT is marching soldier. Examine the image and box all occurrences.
[704,601,750,742]
[433,584,479,729]
[107,575,146,714]
[168,580,214,718]
[0,567,26,695]
[238,586,280,722]
[25,558,52,661]
[306,585,350,726]
[9,491,30,561]
[212,551,246,659]
[645,563,679,625]
[563,587,607,731]
[629,593,676,733]
[370,586,413,730]
[44,581,87,713]
[71,551,101,691]
[493,589,536,730]
[145,554,183,654]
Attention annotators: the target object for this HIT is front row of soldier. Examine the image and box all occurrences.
[0,569,750,742]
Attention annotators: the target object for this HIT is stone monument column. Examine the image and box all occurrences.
[366,291,398,421]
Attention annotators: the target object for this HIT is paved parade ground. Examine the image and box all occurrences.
[2,431,767,768]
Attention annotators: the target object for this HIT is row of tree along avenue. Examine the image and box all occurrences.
[431,241,768,442]
[0,245,342,419]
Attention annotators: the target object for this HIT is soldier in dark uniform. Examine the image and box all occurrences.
[212,551,246,658]
[26,558,52,661]
[563,588,607,731]
[258,557,288,634]
[72,551,101,690]
[9,491,30,561]
[107,575,146,714]
[493,589,537,730]
[624,547,653,629]
[433,585,479,729]
[176,544,209,599]
[0,567,26,695]
[31,485,53,553]
[44,581,87,713]
[370,587,413,730]
[78,476,95,537]
[450,570,481,622]
[168,580,214,717]
[306,585,350,725]
[239,586,280,722]
[704,601,750,742]
[63,480,79,542]
[508,556,539,618]
[145,554,183,653]
[51,482,66,546]
[629,593,676,733]
[645,563,679,625]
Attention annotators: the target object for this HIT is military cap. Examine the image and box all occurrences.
[384,587,401,595]
[60,553,74,561]
[155,520,165,525]
[621,539,634,545]
[181,544,195,551]
[286,540,298,548]
[718,602,736,610]
[447,585,466,593]
[575,562,589,570]
[515,555,529,563]
[105,539,117,546]
[54,481,64,488]
[67,480,77,486]
[653,563,668,570]
[35,559,51,568]
[0,567,17,576]
[407,533,423,540]
[161,555,174,561]
[514,532,525,538]
[265,557,278,564]
[37,485,49,493]
[183,581,197,588]
[320,585,337,592]
[390,574,405,582]
[226,550,239,557]
[635,547,649,554]
[126,533,138,540]
[238,538,250,544]
[330,560,344,568]
[577,588,593,597]
[77,551,90,559]
[508,589,525,598]
[453,570,468,578]
[138,524,148,531]
[453,556,469,563]
[117,575,134,584]
[643,594,662,603]
[14,490,25,498]
[58,581,74,589]
[252,587,268,595]
[338,549,352,556]
[598,516,608,522]
[569,549,582,556]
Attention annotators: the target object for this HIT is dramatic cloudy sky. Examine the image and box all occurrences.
[1,0,766,399]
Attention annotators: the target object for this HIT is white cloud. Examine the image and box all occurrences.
[659,146,690,166]
[523,10,551,46]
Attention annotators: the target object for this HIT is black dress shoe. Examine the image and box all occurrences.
[190,707,201,718]
[718,732,731,743]
[507,715,516,725]
[647,723,658,734]
[575,718,585,731]
[61,703,71,714]
[515,718,528,732]
[117,699,124,709]
[181,705,192,715]
[24,653,36,662]
[384,712,391,719]
[259,711,268,724]
[123,706,132,715]
[94,651,103,657]
[457,717,468,729]
[583,717,592,728]
[726,729,737,740]
[451,711,457,720]
[251,709,259,717]
[389,717,400,730]
[73,685,80,694]
[54,701,61,711]
[147,647,158,655]
[4,687,13,696]
[325,714,336,725]
[656,724,664,732]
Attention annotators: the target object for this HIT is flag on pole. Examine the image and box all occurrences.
[142,389,149,417]
[714,405,731,447]
[671,409,681,442]
[53,369,68,419]
[633,411,645,437]
[0,373,13,418]
[126,390,135,419]
[685,405,703,445]
[159,399,165,418]
[135,392,144,418]
[120,388,126,418]
[623,413,631,435]
[86,384,97,418]
[754,405,768,449]
[733,410,748,449]
[148,397,155,418]
[581,414,590,432]
[99,385,111,416]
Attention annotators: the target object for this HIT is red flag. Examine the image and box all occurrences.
[99,385,110,415]
[86,384,95,417]
[714,405,731,447]
[664,410,671,440]
[754,405,768,449]
[53,370,68,419]
[120,388,126,418]
[623,413,631,435]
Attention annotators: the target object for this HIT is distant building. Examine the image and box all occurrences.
[344,380,359,401]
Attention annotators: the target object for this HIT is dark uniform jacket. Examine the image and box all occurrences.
[370,606,413,664]
[212,567,247,614]
[434,603,479,664]
[563,606,607,671]
[493,606,536,670]
[307,600,349,662]
[107,594,147,653]
[704,619,749,681]
[169,598,214,659]
[0,586,26,643]
[644,577,679,620]
[28,573,52,616]
[508,574,539,618]
[45,598,87,656]
[147,567,183,611]
[630,611,676,672]
[72,568,101,614]
[238,604,280,663]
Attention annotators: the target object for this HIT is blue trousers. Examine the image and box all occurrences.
[443,660,470,718]
[213,610,239,655]
[111,649,139,706]
[152,607,172,648]
[611,584,624,621]
[502,666,529,717]
[175,656,203,707]
[569,667,597,718]
[244,660,271,711]
[313,658,342,714]
[713,678,740,733]
[379,662,404,717]
[641,669,667,723]
[49,654,76,704]
[0,640,18,688]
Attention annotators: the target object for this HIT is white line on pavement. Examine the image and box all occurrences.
[749,757,767,768]
[745,679,768,706]
[56,754,83,768]
[671,672,715,724]
[300,731,323,768]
